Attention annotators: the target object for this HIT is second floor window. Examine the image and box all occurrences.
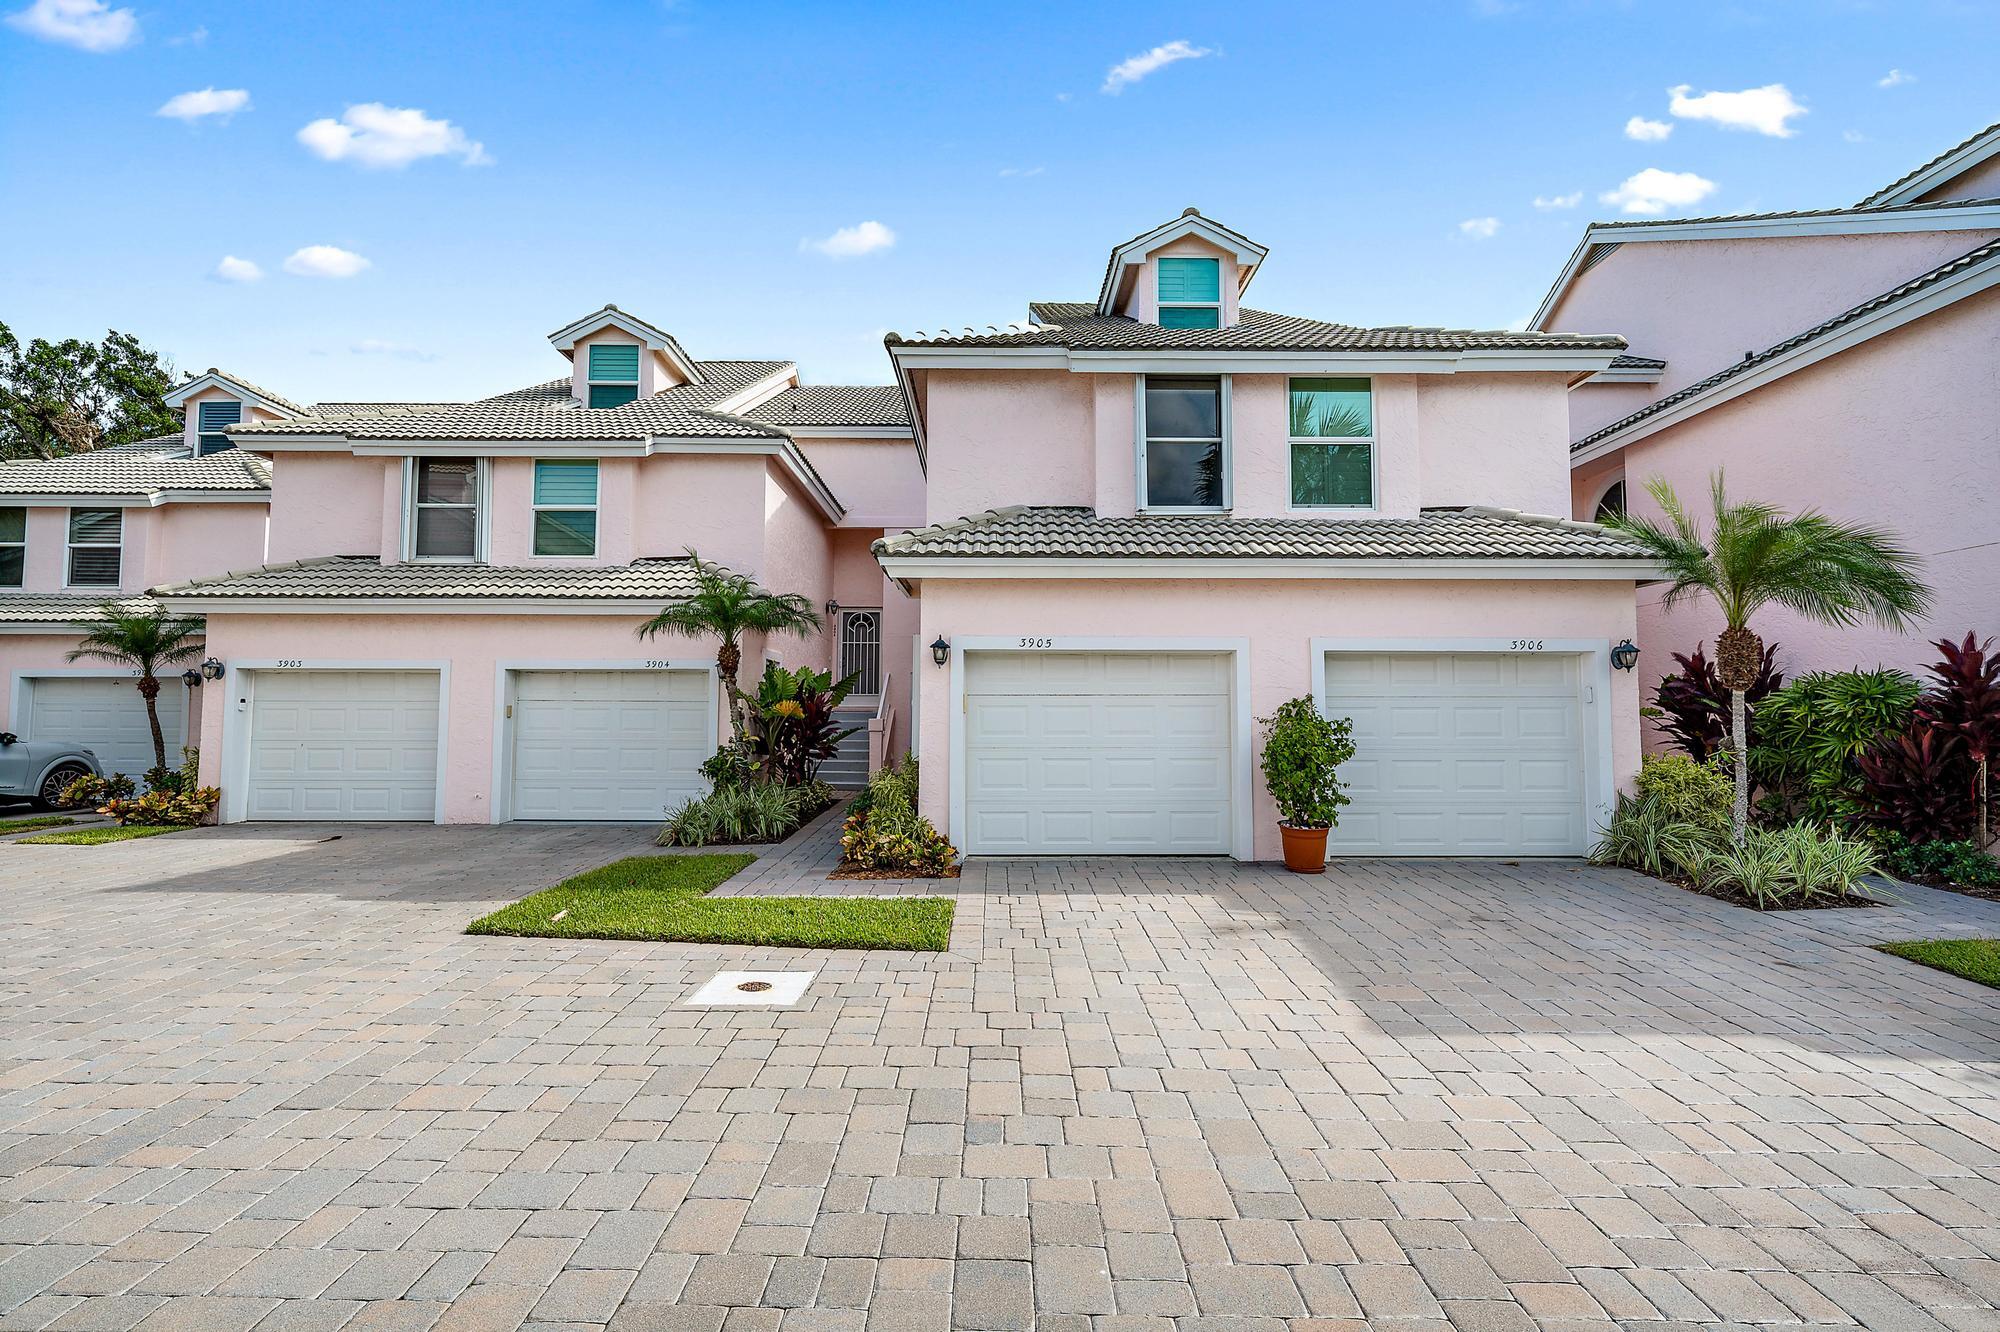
[67,508,121,587]
[1141,376,1227,511]
[197,399,241,455]
[1156,257,1220,329]
[411,459,479,560]
[587,344,641,408]
[0,507,22,587]
[1289,377,1374,509]
[533,460,598,556]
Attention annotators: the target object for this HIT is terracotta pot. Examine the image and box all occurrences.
[1278,823,1329,874]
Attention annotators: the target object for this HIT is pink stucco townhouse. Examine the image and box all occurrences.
[1541,120,2000,726]
[874,210,1663,861]
[3,306,926,821]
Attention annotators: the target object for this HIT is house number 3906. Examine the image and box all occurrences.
[1509,640,1545,652]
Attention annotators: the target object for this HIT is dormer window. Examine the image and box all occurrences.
[1156,257,1221,329]
[587,344,641,408]
[197,399,241,455]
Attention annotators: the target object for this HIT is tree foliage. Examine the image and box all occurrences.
[0,322,180,460]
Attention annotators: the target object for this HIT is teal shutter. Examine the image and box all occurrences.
[587,344,641,383]
[588,384,639,409]
[197,399,242,431]
[1156,257,1220,304]
[1159,306,1220,329]
[534,460,598,506]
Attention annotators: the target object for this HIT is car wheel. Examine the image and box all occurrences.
[33,763,92,811]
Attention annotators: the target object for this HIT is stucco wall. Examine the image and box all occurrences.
[1568,379,1669,443]
[1416,373,1575,515]
[267,453,394,564]
[924,370,1095,523]
[759,467,835,674]
[634,454,768,575]
[795,436,925,528]
[143,504,266,587]
[487,456,639,566]
[1917,155,2000,204]
[913,577,1642,861]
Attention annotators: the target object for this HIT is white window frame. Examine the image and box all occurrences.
[586,343,642,409]
[403,457,488,563]
[65,507,122,589]
[1155,257,1221,329]
[1285,376,1378,513]
[531,459,599,559]
[1135,374,1231,514]
[0,505,22,588]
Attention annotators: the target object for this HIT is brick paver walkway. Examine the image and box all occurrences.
[6,826,2000,1330]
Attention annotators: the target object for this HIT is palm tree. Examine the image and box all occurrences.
[637,550,821,742]
[1605,473,1930,841]
[67,607,204,778]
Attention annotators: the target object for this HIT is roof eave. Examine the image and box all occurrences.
[1859,122,2000,207]
[874,554,1670,582]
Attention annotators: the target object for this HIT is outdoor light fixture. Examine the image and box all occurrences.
[825,599,840,617]
[1611,639,1640,672]
[180,668,203,689]
[200,657,225,681]
[930,636,950,667]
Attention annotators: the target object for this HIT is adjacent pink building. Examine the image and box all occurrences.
[1539,120,2000,736]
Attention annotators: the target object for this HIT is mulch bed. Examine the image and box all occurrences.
[1631,868,1885,911]
[828,864,961,881]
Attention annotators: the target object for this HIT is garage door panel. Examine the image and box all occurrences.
[508,670,709,822]
[246,671,439,821]
[26,677,189,789]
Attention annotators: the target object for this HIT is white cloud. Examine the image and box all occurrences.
[166,23,205,45]
[1844,129,1871,144]
[351,339,437,362]
[800,220,896,259]
[1457,216,1501,239]
[297,103,490,169]
[1101,40,1211,94]
[1533,191,1583,210]
[1878,68,1914,89]
[283,245,371,278]
[1668,83,1806,138]
[5,0,136,51]
[212,255,263,283]
[157,87,250,122]
[1600,168,1719,215]
[998,165,1045,178]
[1625,116,1673,142]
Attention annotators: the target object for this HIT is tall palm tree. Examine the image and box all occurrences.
[1605,473,1930,841]
[637,550,821,742]
[67,607,204,777]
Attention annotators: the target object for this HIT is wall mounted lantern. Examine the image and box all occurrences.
[200,657,225,681]
[929,636,951,668]
[180,668,203,689]
[1610,639,1640,672]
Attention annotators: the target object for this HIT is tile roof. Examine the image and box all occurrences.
[0,444,271,496]
[0,593,177,625]
[310,402,466,417]
[1574,233,2000,452]
[1609,353,1666,370]
[151,555,728,602]
[890,304,1624,353]
[874,506,1654,563]
[231,362,794,440]
[742,385,909,428]
[1587,194,2000,232]
[189,369,309,415]
[1858,121,2000,207]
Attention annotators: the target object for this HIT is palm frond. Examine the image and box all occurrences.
[65,608,205,673]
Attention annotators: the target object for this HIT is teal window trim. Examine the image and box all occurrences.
[532,460,599,557]
[1156,256,1222,328]
[65,506,122,588]
[0,505,22,588]
[586,343,642,409]
[1286,377,1376,510]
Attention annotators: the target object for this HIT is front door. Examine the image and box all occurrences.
[838,609,882,695]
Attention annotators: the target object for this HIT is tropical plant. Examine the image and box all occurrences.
[751,661,861,786]
[1634,753,1733,836]
[1878,834,2000,890]
[1648,644,1782,763]
[59,771,135,808]
[1588,792,1715,880]
[699,742,759,792]
[658,780,835,847]
[839,757,957,875]
[102,785,219,827]
[1257,697,1357,829]
[0,321,179,460]
[65,608,205,775]
[1751,669,1921,825]
[1685,822,1881,909]
[636,550,821,742]
[1855,726,1974,842]
[1916,633,2000,848]
[1604,473,1930,842]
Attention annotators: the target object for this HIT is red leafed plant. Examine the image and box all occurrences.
[1917,633,2000,847]
[1650,644,1783,763]
[1855,725,1973,842]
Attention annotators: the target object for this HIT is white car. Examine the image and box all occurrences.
[0,733,102,810]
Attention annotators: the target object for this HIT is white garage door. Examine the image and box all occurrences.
[246,670,439,821]
[510,670,710,822]
[26,676,189,788]
[1325,652,1587,856]
[964,652,1232,855]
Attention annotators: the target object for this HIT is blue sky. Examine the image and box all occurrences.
[3,0,1995,403]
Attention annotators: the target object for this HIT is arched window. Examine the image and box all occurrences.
[1593,480,1626,522]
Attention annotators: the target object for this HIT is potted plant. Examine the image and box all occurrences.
[1259,696,1356,873]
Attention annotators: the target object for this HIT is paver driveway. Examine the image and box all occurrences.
[7,826,2000,1331]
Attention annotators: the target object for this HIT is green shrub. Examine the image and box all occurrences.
[60,772,135,808]
[1686,822,1882,909]
[839,757,957,875]
[658,780,835,847]
[699,742,759,792]
[1752,669,1920,824]
[1589,793,1717,880]
[102,785,220,827]
[1879,834,2000,889]
[1635,754,1732,835]
[1257,697,1356,829]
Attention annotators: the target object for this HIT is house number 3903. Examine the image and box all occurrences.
[275,660,305,668]
[1509,640,1545,652]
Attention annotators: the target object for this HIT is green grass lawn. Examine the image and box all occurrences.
[1878,938,2000,990]
[467,854,955,952]
[0,814,75,835]
[15,824,183,846]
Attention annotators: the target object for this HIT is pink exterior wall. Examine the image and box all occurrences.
[267,454,394,563]
[795,437,925,528]
[1413,374,1574,515]
[1547,229,2000,399]
[1916,155,2000,204]
[487,456,639,566]
[634,454,767,574]
[141,504,266,586]
[913,577,1642,861]
[1612,288,2000,741]
[0,636,204,750]
[1568,379,1667,442]
[924,371,1094,523]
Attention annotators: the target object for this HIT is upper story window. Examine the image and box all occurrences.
[67,508,121,587]
[587,344,641,408]
[196,399,241,455]
[0,507,22,588]
[410,459,480,561]
[1288,378,1374,509]
[1156,257,1221,330]
[1140,376,1227,511]
[1593,480,1626,522]
[533,460,598,556]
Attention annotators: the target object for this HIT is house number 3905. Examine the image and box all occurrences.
[1018,637,1054,649]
